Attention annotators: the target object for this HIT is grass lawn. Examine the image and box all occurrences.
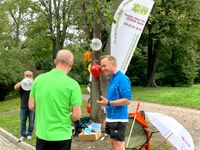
[0,84,199,149]
[0,98,20,134]
[132,84,200,110]
[81,84,200,109]
[0,98,88,147]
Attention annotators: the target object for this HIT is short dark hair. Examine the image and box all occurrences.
[100,55,117,66]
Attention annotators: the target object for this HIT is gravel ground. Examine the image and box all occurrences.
[73,95,200,150]
[129,101,200,150]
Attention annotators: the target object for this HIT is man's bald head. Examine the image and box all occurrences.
[55,49,74,66]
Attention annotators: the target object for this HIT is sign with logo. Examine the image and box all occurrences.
[111,0,154,73]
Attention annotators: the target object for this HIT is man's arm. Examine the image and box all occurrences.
[14,82,21,90]
[96,96,131,106]
[71,106,81,121]
[28,97,35,111]
[108,98,131,106]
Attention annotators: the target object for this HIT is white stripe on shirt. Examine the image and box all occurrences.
[106,118,128,122]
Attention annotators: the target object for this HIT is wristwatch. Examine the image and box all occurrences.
[107,101,111,106]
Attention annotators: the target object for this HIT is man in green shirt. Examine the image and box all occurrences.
[29,49,82,150]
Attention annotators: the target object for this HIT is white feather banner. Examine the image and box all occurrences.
[111,0,154,73]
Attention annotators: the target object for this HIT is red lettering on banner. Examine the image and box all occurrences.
[124,13,144,31]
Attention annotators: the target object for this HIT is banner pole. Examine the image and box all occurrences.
[126,102,140,148]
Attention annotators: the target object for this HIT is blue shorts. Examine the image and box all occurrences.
[105,122,127,141]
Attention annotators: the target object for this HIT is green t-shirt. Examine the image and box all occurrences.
[30,69,82,141]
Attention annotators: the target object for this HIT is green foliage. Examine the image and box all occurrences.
[0,6,13,48]
[0,47,35,101]
[0,0,37,101]
[67,44,90,84]
[127,48,147,86]
[195,50,200,83]
[0,8,9,35]
[134,0,200,86]
[155,45,199,86]
[74,0,116,40]
[3,0,33,47]
[25,15,53,71]
[0,0,199,96]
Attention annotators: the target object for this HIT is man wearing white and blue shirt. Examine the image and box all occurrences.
[97,55,132,150]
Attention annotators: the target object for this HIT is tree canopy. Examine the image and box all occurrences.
[0,0,200,101]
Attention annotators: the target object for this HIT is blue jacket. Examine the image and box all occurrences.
[106,71,132,121]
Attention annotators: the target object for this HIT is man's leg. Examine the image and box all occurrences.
[54,139,72,150]
[110,138,125,150]
[20,108,28,138]
[36,137,72,150]
[106,122,127,150]
[36,137,47,150]
[27,110,35,138]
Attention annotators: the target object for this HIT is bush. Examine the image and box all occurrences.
[0,48,35,101]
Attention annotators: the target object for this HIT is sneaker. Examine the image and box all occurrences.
[27,135,32,140]
[18,136,25,142]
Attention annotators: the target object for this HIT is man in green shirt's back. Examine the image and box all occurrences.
[29,49,82,150]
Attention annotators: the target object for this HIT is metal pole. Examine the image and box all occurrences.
[126,102,141,148]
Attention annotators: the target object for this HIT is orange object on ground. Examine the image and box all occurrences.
[129,112,148,127]
[127,111,151,150]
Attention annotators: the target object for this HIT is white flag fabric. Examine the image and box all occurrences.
[111,0,154,73]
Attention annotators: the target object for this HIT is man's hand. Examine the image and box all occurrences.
[28,97,35,111]
[96,96,108,106]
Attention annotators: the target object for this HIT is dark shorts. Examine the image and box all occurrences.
[36,137,72,150]
[105,122,128,141]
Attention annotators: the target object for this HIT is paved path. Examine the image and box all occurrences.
[0,128,35,150]
[0,133,22,150]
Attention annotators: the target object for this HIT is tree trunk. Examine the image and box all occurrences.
[45,0,66,60]
[147,26,158,87]
[170,48,176,87]
[80,1,101,122]
[90,0,123,122]
[52,39,57,60]
[90,21,104,123]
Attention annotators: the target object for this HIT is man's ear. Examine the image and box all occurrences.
[54,59,57,66]
[69,62,73,69]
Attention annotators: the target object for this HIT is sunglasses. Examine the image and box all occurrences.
[25,74,32,77]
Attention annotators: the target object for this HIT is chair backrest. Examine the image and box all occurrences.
[129,111,148,127]
[125,111,149,149]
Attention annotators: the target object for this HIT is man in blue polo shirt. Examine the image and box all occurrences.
[97,55,132,150]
